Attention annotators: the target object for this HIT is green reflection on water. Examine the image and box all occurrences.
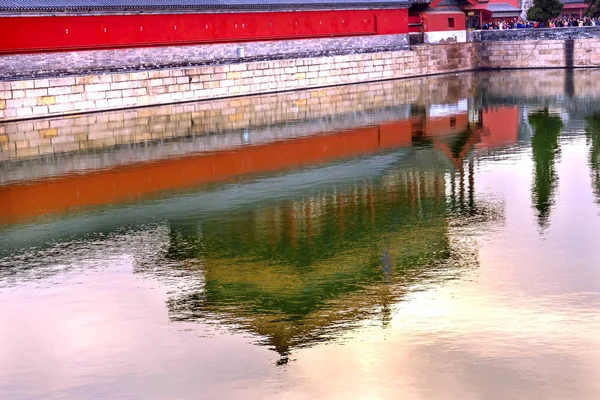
[163,163,482,357]
[586,114,600,206]
[529,109,563,228]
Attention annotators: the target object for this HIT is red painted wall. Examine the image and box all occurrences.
[0,9,408,54]
[421,12,466,32]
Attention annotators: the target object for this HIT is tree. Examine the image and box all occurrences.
[526,0,563,22]
[585,0,600,17]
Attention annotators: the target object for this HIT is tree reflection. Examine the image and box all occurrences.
[528,109,562,229]
[157,158,495,363]
[585,114,600,207]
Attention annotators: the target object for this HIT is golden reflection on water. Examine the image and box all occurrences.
[2,70,600,399]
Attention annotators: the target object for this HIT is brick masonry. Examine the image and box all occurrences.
[0,42,475,122]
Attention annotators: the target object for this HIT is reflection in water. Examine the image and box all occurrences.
[159,163,489,361]
[4,70,600,399]
[528,109,563,228]
[586,114,600,206]
[0,154,495,366]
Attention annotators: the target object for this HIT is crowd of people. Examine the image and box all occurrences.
[477,16,600,30]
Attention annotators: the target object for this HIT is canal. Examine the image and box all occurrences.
[1,69,600,399]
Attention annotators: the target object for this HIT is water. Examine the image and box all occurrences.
[2,70,600,399]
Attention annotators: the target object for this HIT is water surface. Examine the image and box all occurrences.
[2,70,600,400]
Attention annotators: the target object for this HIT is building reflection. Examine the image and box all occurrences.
[585,114,600,206]
[0,104,519,226]
[528,109,563,229]
[161,163,484,362]
[151,110,508,363]
[0,99,518,364]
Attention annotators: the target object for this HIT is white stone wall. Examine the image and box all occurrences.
[424,30,467,44]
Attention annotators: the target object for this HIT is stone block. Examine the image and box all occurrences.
[16,108,33,118]
[25,89,48,97]
[49,103,74,113]
[149,70,171,79]
[48,86,73,96]
[11,81,34,90]
[129,72,149,81]
[0,91,11,100]
[33,79,50,89]
[73,101,95,110]
[111,73,131,82]
[69,94,84,103]
[110,81,133,90]
[106,90,122,99]
[52,142,80,153]
[7,98,36,108]
[95,99,109,109]
[39,128,58,138]
[194,89,212,98]
[36,96,55,106]
[107,98,124,108]
[85,83,111,92]
[33,120,50,130]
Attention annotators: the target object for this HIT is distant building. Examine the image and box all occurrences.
[414,0,590,31]
[560,0,589,18]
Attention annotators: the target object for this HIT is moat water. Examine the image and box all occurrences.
[1,70,600,399]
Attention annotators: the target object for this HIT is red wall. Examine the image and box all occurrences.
[421,12,466,32]
[0,9,408,54]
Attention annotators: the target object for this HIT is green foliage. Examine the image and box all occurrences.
[585,0,600,17]
[526,0,563,22]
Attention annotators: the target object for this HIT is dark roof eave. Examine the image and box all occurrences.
[0,1,412,13]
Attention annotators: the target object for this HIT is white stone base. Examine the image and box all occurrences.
[424,30,467,44]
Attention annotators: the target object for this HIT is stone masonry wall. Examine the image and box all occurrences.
[0,43,476,122]
[474,38,600,69]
